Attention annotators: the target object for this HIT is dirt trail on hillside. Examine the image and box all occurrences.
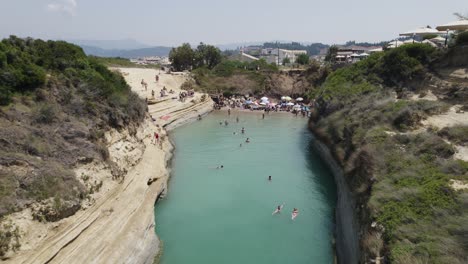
[5,69,212,264]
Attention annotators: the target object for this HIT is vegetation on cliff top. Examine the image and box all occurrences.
[310,43,467,263]
[0,36,146,257]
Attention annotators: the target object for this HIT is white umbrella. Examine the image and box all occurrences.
[296,97,304,101]
[360,52,370,57]
[403,39,419,44]
[387,40,405,48]
[368,47,383,53]
[430,36,446,42]
[261,96,268,101]
[286,102,294,106]
[350,53,360,57]
[421,40,438,47]
[400,27,442,37]
[284,96,292,101]
[436,20,468,31]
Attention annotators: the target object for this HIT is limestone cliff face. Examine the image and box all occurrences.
[308,122,360,264]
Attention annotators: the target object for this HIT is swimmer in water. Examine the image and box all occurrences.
[246,138,250,143]
[240,143,242,147]
[268,176,272,181]
[241,127,245,134]
[216,165,224,169]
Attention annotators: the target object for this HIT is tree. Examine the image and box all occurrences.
[169,43,194,71]
[282,57,290,65]
[296,54,309,65]
[325,45,338,63]
[194,43,222,69]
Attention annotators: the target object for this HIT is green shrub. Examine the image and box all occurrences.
[438,125,468,146]
[455,31,468,45]
[33,104,58,124]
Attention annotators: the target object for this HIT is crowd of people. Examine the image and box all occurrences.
[212,94,312,118]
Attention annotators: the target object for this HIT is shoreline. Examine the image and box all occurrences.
[2,68,213,264]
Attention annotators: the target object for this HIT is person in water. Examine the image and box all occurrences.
[224,120,228,126]
[216,165,224,169]
[245,138,250,143]
[236,116,239,123]
[241,127,245,134]
[293,208,298,214]
[277,205,282,212]
[268,176,272,181]
[239,143,242,147]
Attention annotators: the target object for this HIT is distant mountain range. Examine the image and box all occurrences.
[66,39,386,59]
[79,45,173,58]
[66,38,152,50]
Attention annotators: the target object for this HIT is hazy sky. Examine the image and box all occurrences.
[1,0,467,46]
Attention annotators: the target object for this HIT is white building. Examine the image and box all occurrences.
[259,49,307,65]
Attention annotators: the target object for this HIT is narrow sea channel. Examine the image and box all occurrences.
[155,111,336,264]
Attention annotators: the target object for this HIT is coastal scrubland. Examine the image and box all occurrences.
[188,59,329,98]
[309,43,468,263]
[0,36,145,257]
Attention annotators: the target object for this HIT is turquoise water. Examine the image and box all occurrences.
[155,111,336,264]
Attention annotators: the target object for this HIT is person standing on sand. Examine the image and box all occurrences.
[228,108,231,115]
[262,113,265,119]
[154,132,159,144]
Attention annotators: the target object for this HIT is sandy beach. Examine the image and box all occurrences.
[4,69,213,264]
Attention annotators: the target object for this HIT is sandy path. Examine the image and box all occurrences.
[6,69,212,264]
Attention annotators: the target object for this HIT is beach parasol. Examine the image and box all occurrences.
[360,53,370,57]
[436,20,468,31]
[286,102,294,106]
[400,27,442,37]
[261,96,268,101]
[387,40,405,49]
[368,47,383,53]
[296,97,304,101]
[429,36,446,43]
[421,40,438,47]
[403,39,419,44]
[283,96,292,101]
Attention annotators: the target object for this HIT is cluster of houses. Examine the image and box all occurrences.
[130,56,170,66]
[232,46,308,65]
[234,18,468,66]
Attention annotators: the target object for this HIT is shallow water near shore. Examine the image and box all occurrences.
[155,111,336,264]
